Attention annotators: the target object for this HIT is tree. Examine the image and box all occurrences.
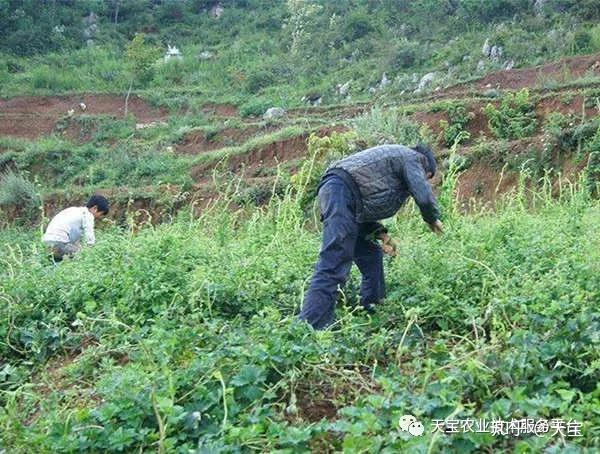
[124,33,161,115]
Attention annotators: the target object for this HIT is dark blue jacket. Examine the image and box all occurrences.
[321,144,440,224]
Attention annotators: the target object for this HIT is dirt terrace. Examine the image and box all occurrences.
[0,94,169,139]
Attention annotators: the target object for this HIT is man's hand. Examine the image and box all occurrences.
[377,232,397,257]
[428,219,444,235]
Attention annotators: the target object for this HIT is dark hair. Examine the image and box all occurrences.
[86,194,110,214]
[413,143,437,177]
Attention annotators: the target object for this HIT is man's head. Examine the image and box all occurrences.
[413,143,437,179]
[86,194,110,219]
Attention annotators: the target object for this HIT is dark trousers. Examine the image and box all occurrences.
[299,175,385,329]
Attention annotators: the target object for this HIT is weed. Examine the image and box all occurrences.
[484,89,538,140]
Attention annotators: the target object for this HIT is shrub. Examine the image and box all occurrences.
[439,103,474,147]
[0,171,40,221]
[571,30,592,53]
[386,40,420,71]
[239,97,272,117]
[352,107,431,147]
[244,69,276,93]
[344,11,376,41]
[484,89,538,140]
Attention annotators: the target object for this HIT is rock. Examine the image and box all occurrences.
[82,12,98,43]
[67,109,75,117]
[490,46,503,62]
[263,107,286,121]
[210,3,224,19]
[503,59,515,71]
[197,51,214,60]
[483,89,501,98]
[379,72,391,89]
[82,12,98,27]
[337,80,352,97]
[164,45,183,62]
[79,102,87,111]
[301,93,322,106]
[482,39,491,57]
[135,121,168,130]
[417,72,435,91]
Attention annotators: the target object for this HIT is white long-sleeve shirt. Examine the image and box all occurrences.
[42,207,95,246]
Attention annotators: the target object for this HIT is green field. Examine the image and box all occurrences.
[1,1,600,452]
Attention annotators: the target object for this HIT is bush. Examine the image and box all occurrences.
[484,89,538,140]
[386,40,420,71]
[439,103,474,147]
[0,171,40,221]
[457,0,531,23]
[244,69,276,93]
[344,11,376,41]
[572,30,592,53]
[352,107,432,147]
[239,97,272,117]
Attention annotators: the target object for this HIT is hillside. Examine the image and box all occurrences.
[1,2,600,453]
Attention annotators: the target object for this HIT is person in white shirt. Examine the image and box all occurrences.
[42,195,110,262]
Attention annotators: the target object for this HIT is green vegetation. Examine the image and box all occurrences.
[352,107,432,147]
[484,89,538,140]
[2,1,600,107]
[0,170,40,223]
[438,102,475,147]
[1,175,599,452]
[2,1,600,452]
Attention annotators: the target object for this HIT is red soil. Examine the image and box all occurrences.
[190,125,348,182]
[200,103,238,117]
[0,94,169,139]
[176,125,280,155]
[428,53,600,101]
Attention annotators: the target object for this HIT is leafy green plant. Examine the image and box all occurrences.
[352,107,431,147]
[292,131,358,210]
[439,103,474,147]
[125,33,161,86]
[484,89,538,139]
[239,97,272,117]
